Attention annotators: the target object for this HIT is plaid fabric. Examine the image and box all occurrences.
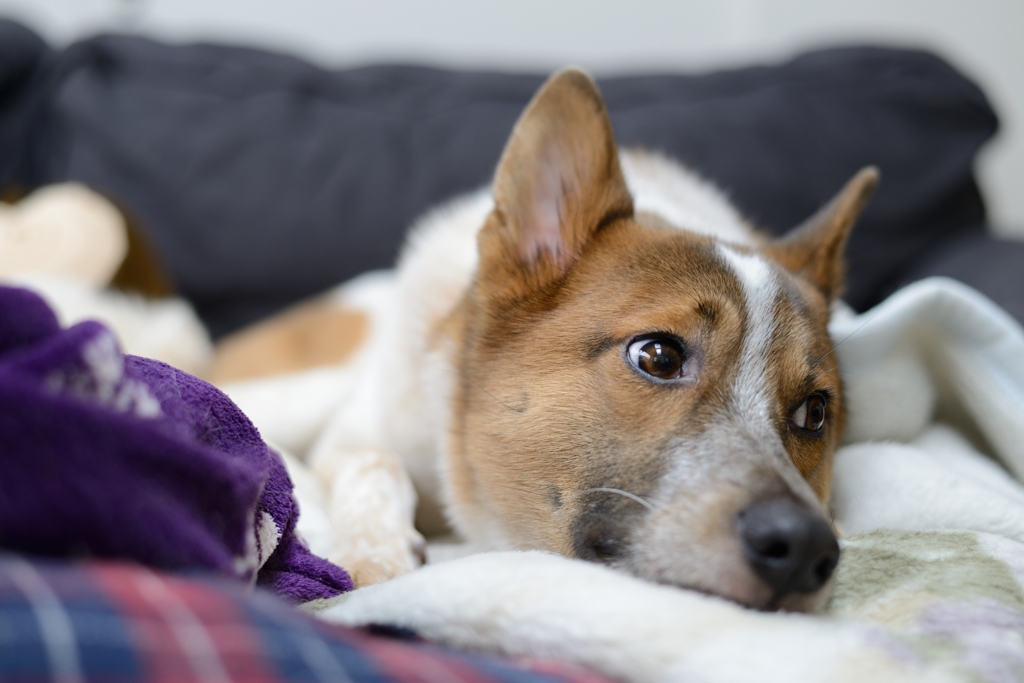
[0,554,613,683]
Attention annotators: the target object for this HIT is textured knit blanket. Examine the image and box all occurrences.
[0,285,351,604]
[311,278,1024,683]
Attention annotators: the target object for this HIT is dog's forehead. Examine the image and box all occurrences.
[575,224,742,316]
[711,242,835,390]
[578,224,822,335]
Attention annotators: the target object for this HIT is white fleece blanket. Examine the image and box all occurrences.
[307,277,1024,683]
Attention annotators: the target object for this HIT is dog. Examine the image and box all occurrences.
[213,68,877,612]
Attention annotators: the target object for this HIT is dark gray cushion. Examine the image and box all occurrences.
[893,233,1024,325]
[0,20,1003,335]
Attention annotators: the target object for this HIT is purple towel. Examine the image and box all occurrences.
[0,285,352,603]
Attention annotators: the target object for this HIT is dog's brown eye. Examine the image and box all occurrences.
[791,394,827,432]
[627,338,685,380]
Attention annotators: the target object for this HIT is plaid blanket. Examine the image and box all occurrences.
[0,553,612,683]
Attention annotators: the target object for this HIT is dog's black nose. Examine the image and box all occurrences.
[738,498,839,597]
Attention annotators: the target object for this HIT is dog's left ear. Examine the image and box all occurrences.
[765,167,879,302]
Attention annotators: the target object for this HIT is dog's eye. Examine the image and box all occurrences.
[791,394,827,432]
[627,338,686,380]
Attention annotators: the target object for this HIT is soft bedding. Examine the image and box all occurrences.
[320,532,1024,683]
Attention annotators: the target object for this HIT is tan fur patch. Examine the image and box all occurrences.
[209,298,368,384]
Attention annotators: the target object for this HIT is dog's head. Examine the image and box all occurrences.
[443,69,877,612]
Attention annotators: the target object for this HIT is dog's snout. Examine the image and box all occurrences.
[738,498,839,598]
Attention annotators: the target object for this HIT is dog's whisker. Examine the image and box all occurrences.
[581,487,662,512]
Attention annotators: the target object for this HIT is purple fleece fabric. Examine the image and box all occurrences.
[0,286,352,602]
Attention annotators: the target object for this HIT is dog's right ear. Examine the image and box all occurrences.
[765,167,879,303]
[476,69,633,302]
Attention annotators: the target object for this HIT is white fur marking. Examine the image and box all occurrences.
[717,246,780,446]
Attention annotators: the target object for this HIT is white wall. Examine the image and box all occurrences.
[3,0,1022,235]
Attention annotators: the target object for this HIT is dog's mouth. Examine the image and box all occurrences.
[587,548,774,611]
[642,571,834,614]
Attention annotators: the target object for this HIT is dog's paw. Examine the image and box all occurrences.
[331,529,427,587]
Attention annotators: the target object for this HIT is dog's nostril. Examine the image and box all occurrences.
[738,498,839,597]
[814,553,838,584]
[762,541,789,559]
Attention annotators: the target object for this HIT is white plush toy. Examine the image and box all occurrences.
[0,183,212,376]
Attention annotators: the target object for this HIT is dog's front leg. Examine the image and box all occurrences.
[308,441,425,587]
[299,295,430,587]
[301,348,426,586]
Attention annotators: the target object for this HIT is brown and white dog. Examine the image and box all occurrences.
[213,69,877,612]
